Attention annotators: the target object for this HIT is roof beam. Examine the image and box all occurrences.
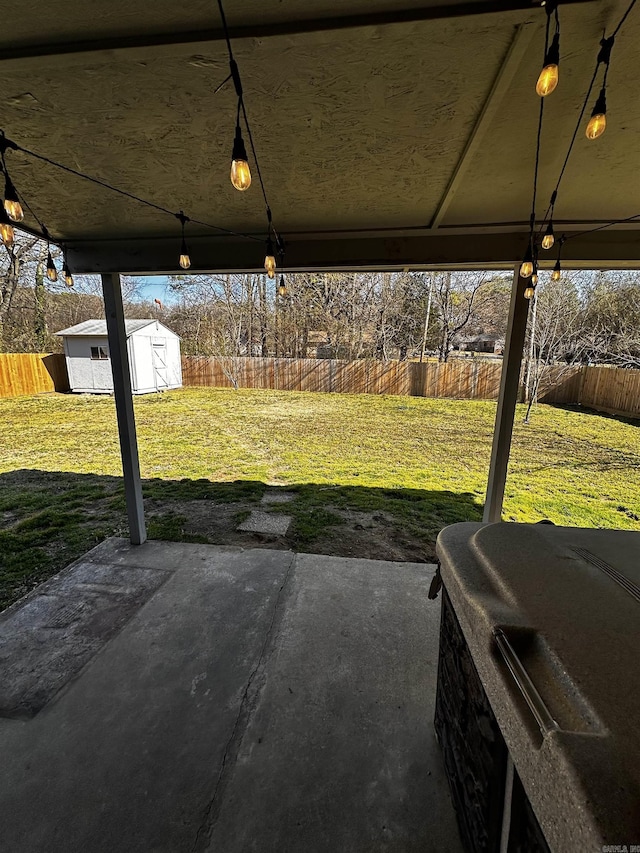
[429,22,537,228]
[0,0,593,64]
[66,227,640,275]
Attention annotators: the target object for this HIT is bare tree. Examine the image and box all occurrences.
[432,271,499,362]
[523,272,587,422]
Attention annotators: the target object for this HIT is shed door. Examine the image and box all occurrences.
[152,342,168,389]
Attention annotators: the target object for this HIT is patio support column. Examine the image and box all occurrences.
[101,273,147,544]
[483,265,529,522]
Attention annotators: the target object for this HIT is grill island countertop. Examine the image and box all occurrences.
[436,522,640,853]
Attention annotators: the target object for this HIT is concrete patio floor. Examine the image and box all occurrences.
[0,538,462,852]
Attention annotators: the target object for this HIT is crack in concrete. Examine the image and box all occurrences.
[191,552,297,852]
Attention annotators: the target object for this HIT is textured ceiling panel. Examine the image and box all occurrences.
[443,0,640,226]
[1,0,638,271]
[1,16,519,239]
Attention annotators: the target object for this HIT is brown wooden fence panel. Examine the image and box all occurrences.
[0,353,68,398]
[175,356,640,417]
[578,365,640,417]
[536,366,583,404]
[474,363,503,399]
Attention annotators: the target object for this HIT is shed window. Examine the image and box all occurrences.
[90,346,109,360]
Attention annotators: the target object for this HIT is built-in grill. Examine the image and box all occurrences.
[434,522,640,852]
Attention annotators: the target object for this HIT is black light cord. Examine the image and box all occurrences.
[216,0,280,251]
[0,131,263,245]
[612,0,637,36]
[538,0,637,236]
[526,8,551,256]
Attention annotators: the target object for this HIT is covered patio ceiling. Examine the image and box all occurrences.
[2,0,639,274]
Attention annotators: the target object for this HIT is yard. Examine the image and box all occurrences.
[1,387,639,610]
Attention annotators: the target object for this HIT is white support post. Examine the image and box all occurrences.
[101,273,147,545]
[483,265,530,523]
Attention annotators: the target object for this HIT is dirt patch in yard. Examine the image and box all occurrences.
[1,471,481,611]
[145,500,437,563]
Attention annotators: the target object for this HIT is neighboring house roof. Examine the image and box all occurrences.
[56,319,178,338]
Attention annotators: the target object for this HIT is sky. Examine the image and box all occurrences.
[134,276,181,306]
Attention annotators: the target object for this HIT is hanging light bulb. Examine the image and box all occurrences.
[552,259,561,281]
[541,221,555,250]
[586,88,607,140]
[230,123,251,191]
[179,245,191,270]
[520,244,534,279]
[3,172,24,222]
[264,238,276,279]
[531,271,539,286]
[524,286,535,300]
[46,248,58,282]
[0,205,14,248]
[278,274,287,297]
[536,32,560,97]
[62,259,74,288]
[176,212,191,269]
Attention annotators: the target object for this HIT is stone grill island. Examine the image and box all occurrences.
[434,522,640,852]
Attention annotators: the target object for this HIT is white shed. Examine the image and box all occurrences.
[56,319,182,394]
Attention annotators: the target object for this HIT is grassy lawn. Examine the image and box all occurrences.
[1,387,639,610]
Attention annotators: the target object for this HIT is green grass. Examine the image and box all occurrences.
[1,388,639,609]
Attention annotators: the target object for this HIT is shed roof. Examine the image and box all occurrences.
[55,319,176,337]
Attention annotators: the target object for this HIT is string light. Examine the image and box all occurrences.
[524,285,535,300]
[520,243,534,279]
[0,204,14,247]
[3,170,24,222]
[264,237,276,279]
[45,247,58,282]
[278,274,287,297]
[541,220,555,250]
[177,211,191,269]
[536,1,635,246]
[62,253,74,287]
[586,87,607,139]
[230,115,251,191]
[536,4,560,97]
[552,235,565,281]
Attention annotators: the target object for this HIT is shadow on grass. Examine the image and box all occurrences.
[0,469,484,611]
[544,402,640,427]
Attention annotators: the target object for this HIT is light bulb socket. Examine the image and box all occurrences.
[591,87,607,118]
[597,35,614,68]
[544,32,560,68]
[232,125,248,163]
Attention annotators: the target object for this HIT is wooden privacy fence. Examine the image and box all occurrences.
[182,356,640,417]
[578,365,640,418]
[0,353,638,418]
[182,356,505,400]
[0,353,69,399]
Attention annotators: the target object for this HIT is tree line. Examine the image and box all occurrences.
[1,234,639,371]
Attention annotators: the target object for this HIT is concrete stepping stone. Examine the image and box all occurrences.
[260,492,295,505]
[237,511,292,536]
